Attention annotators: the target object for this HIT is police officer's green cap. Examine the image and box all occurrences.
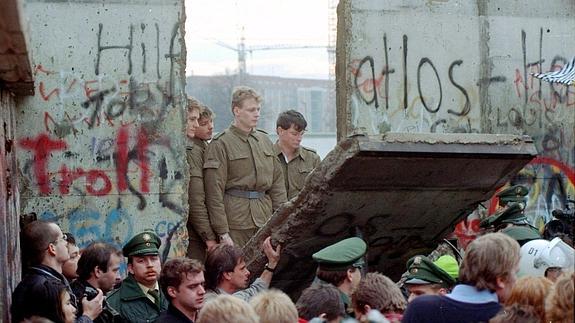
[501,226,541,246]
[405,255,456,287]
[497,185,528,206]
[480,203,527,228]
[122,231,161,257]
[312,237,367,272]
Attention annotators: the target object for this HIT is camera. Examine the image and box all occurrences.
[84,286,99,301]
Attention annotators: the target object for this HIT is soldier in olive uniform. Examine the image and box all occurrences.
[404,255,458,303]
[186,100,218,260]
[107,231,168,322]
[274,110,321,200]
[203,86,287,247]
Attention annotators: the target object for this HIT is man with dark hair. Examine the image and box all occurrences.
[352,273,407,322]
[157,258,206,322]
[70,242,123,322]
[295,284,345,323]
[62,233,80,281]
[312,237,367,317]
[204,236,280,302]
[11,220,103,323]
[107,231,168,322]
[403,232,521,323]
[204,86,287,247]
[187,103,218,261]
[274,109,321,200]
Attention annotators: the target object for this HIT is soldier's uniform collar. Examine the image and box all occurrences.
[230,124,259,141]
[273,141,303,160]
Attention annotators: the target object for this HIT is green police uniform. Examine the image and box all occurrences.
[186,138,216,260]
[107,232,167,323]
[312,237,367,317]
[405,255,456,288]
[500,226,541,246]
[480,203,530,228]
[273,142,321,200]
[203,125,287,247]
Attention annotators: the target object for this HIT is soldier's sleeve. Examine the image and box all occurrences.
[203,141,230,235]
[188,148,217,241]
[269,154,288,210]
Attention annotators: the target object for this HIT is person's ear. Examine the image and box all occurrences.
[438,287,448,296]
[46,243,56,257]
[167,286,178,299]
[363,304,372,315]
[347,268,355,282]
[232,105,240,116]
[127,263,134,275]
[495,275,507,290]
[223,271,232,281]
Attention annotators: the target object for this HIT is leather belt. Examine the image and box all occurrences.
[225,189,266,199]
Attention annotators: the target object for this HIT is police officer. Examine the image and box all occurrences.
[186,100,217,260]
[404,255,458,303]
[274,110,321,200]
[107,231,168,322]
[312,237,367,317]
[204,86,287,247]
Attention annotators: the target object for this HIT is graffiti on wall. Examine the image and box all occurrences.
[347,26,574,237]
[18,18,188,257]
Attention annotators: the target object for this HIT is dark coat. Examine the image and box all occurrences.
[155,304,194,323]
[107,275,168,323]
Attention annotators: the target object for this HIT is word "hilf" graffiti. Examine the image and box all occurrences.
[19,125,150,196]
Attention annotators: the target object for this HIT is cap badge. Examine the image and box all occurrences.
[143,233,151,241]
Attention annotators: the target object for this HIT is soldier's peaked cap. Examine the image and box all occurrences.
[497,185,529,206]
[312,237,367,272]
[405,255,456,287]
[122,230,161,257]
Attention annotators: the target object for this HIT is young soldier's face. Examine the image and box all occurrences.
[406,284,443,303]
[195,117,214,140]
[234,98,260,131]
[128,254,161,287]
[278,124,304,151]
[170,271,206,313]
[186,109,200,139]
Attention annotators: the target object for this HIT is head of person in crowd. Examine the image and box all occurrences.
[35,280,77,323]
[21,220,70,271]
[231,86,262,133]
[204,244,249,293]
[186,96,202,139]
[62,233,79,281]
[197,294,258,323]
[504,276,552,321]
[195,105,215,141]
[160,258,206,321]
[458,232,520,303]
[403,255,458,302]
[76,242,123,293]
[518,237,574,282]
[122,230,162,288]
[276,109,307,152]
[296,284,345,323]
[352,272,406,322]
[489,304,539,323]
[313,237,367,297]
[545,272,574,323]
[249,289,298,323]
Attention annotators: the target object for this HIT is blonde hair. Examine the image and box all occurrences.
[231,86,262,113]
[459,233,520,291]
[187,96,202,114]
[249,289,298,323]
[352,272,407,314]
[197,295,258,323]
[505,276,552,321]
[545,272,574,323]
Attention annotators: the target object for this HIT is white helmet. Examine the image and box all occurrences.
[519,237,575,277]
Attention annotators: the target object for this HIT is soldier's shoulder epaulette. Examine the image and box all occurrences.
[212,130,227,140]
[302,146,318,154]
[256,128,269,135]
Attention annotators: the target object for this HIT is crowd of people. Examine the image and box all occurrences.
[10,86,575,323]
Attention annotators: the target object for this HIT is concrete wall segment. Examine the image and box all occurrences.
[337,0,575,231]
[16,0,188,258]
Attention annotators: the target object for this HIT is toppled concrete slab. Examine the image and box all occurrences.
[243,133,537,298]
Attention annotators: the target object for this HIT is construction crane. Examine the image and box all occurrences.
[215,35,329,78]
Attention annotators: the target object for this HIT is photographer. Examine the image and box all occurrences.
[71,242,123,322]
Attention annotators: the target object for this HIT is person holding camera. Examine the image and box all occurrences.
[70,242,123,322]
[11,220,104,323]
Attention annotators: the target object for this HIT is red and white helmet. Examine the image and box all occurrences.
[519,237,574,277]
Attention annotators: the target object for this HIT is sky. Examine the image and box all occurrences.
[185,0,332,79]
